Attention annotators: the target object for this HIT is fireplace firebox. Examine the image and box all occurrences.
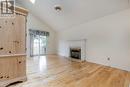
[70,48,81,59]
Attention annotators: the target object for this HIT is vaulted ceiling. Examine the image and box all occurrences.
[16,0,130,31]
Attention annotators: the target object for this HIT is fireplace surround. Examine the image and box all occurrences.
[68,39,86,61]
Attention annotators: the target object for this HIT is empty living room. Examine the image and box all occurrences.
[0,0,130,87]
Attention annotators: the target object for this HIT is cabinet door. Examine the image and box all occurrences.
[0,19,7,55]
[0,18,15,55]
[5,18,15,55]
[0,58,7,81]
[0,57,18,81]
[14,14,26,54]
[7,57,18,80]
[0,15,26,55]
[17,57,26,77]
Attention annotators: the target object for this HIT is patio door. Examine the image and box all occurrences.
[30,30,49,57]
[33,35,47,56]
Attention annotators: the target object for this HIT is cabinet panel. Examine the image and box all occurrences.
[14,14,26,54]
[0,57,18,81]
[0,15,26,55]
[0,19,6,55]
[0,18,15,55]
[0,58,7,81]
[17,57,26,77]
[5,18,15,55]
[7,57,18,80]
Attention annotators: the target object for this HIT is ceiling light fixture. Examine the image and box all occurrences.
[30,0,35,4]
[54,5,62,12]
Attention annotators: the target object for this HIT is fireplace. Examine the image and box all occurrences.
[70,48,81,59]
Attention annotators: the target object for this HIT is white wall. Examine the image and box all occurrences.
[27,14,57,57]
[16,2,57,57]
[58,9,130,71]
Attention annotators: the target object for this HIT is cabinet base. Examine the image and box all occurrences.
[0,76,27,87]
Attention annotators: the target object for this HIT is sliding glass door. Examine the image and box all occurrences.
[30,30,49,57]
[33,35,47,56]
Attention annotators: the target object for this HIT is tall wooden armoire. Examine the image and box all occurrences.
[0,6,28,87]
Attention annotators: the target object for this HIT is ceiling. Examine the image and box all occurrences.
[16,0,130,31]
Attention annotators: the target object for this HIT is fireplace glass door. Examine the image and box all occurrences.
[70,48,81,59]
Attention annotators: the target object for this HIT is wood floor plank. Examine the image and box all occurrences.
[9,55,130,87]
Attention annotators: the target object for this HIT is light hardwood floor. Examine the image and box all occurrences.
[9,55,130,87]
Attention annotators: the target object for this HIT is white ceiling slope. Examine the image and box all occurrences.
[16,0,129,31]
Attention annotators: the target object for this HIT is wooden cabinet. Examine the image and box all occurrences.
[0,6,28,87]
